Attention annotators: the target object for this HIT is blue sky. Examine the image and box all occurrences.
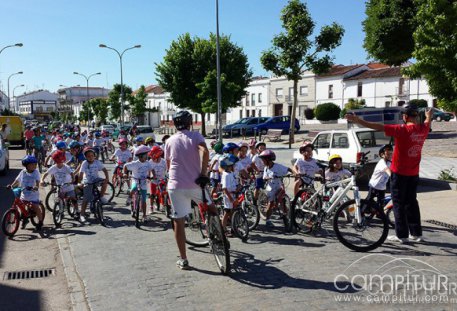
[0,0,368,95]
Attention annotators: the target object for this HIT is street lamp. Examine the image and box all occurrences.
[0,43,23,55]
[7,71,23,109]
[73,72,101,128]
[215,0,223,142]
[99,43,141,125]
[12,84,25,113]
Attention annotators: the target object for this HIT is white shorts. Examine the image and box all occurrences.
[168,188,211,219]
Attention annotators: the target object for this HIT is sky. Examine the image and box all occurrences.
[0,0,368,96]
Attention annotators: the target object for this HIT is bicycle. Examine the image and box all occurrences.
[150,178,172,218]
[238,175,260,231]
[111,161,128,197]
[1,187,46,237]
[178,177,230,275]
[85,180,106,226]
[42,182,77,227]
[130,176,153,228]
[33,147,46,173]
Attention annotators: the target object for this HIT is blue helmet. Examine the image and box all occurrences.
[135,136,144,142]
[69,141,81,149]
[220,154,239,169]
[95,132,101,137]
[22,155,38,167]
[56,141,67,149]
[222,142,239,153]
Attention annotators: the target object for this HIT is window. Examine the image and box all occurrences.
[357,82,363,97]
[289,87,294,97]
[246,110,250,117]
[385,101,391,107]
[399,78,405,95]
[315,134,331,149]
[300,86,308,96]
[331,133,349,148]
[298,105,306,117]
[252,109,255,117]
[328,85,333,99]
[258,110,262,117]
[239,110,243,119]
[258,93,262,103]
[356,131,390,148]
[275,88,283,97]
[251,93,255,105]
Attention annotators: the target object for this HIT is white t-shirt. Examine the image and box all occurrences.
[48,149,73,165]
[46,164,74,192]
[150,158,167,180]
[209,154,221,180]
[16,169,40,202]
[93,138,104,147]
[80,160,105,184]
[85,138,94,147]
[252,154,265,178]
[369,159,391,190]
[325,169,352,182]
[295,158,320,177]
[221,171,238,209]
[263,163,289,192]
[113,149,132,164]
[124,160,154,190]
[238,156,252,170]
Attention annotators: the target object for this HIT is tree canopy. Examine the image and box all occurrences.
[156,33,252,136]
[107,84,133,122]
[91,98,109,124]
[130,85,148,118]
[261,0,344,147]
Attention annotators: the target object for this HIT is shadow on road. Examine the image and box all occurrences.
[0,284,42,311]
[247,233,326,248]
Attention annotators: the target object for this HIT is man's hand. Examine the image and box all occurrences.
[425,107,433,122]
[345,113,360,123]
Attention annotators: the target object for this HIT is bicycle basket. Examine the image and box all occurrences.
[12,188,22,198]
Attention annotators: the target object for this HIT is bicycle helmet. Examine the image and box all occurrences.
[213,142,224,155]
[95,132,101,137]
[255,142,266,149]
[69,141,81,149]
[118,138,128,145]
[56,141,67,149]
[22,155,38,167]
[148,146,163,159]
[51,150,67,164]
[134,145,150,156]
[145,137,154,144]
[238,142,249,150]
[259,149,276,161]
[222,142,239,153]
[83,147,95,156]
[299,140,314,154]
[379,144,393,157]
[173,110,193,130]
[249,138,257,148]
[220,154,239,169]
[402,103,419,117]
[63,132,69,138]
[135,136,144,143]
[329,154,342,163]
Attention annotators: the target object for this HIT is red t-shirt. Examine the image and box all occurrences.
[384,123,430,176]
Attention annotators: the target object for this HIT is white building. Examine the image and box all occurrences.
[57,86,110,119]
[0,90,7,111]
[16,90,59,121]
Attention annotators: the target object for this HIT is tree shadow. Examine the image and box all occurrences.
[247,233,326,248]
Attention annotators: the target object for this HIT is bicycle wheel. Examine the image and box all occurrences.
[279,195,291,231]
[257,190,269,220]
[133,192,140,228]
[95,201,105,226]
[45,187,57,212]
[183,202,209,247]
[53,201,64,227]
[38,153,43,173]
[105,182,115,202]
[231,210,249,242]
[30,203,46,227]
[66,200,76,218]
[116,178,124,197]
[288,190,316,234]
[385,205,395,229]
[1,209,20,237]
[243,201,260,231]
[333,199,389,252]
[208,215,230,275]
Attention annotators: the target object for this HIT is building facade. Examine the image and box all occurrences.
[57,86,110,119]
[15,90,59,121]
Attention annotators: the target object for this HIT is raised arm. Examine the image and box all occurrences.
[345,113,385,132]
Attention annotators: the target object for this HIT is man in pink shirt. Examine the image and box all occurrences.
[165,110,210,270]
[346,104,433,243]
[24,125,35,155]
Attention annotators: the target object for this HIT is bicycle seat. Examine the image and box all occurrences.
[195,176,210,188]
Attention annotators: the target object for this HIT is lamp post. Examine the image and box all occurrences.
[12,84,25,113]
[73,72,101,128]
[7,71,23,110]
[0,43,23,55]
[215,0,223,142]
[99,44,141,125]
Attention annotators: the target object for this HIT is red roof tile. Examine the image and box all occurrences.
[317,64,364,77]
[345,67,402,80]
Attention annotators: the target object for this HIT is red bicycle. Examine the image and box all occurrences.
[150,178,171,218]
[112,161,128,196]
[1,187,46,237]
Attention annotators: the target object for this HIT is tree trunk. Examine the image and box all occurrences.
[200,112,206,137]
[289,79,298,149]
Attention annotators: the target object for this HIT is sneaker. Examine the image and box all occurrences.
[126,197,132,206]
[409,235,424,242]
[387,235,407,244]
[176,258,190,270]
[100,196,109,204]
[79,215,87,223]
[265,219,275,228]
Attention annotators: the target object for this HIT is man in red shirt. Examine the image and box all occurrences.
[346,104,432,243]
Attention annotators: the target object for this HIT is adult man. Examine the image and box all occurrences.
[0,123,10,141]
[346,104,432,243]
[164,110,212,270]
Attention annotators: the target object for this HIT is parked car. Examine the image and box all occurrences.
[292,128,392,181]
[432,108,454,122]
[229,117,270,136]
[222,118,251,136]
[100,125,115,134]
[254,116,300,135]
[0,136,10,175]
[136,125,156,141]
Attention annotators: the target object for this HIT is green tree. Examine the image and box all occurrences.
[91,98,109,124]
[1,108,19,116]
[438,100,457,115]
[363,0,419,66]
[315,102,341,121]
[79,101,94,124]
[156,33,252,136]
[340,98,366,118]
[107,84,133,122]
[261,0,344,147]
[130,85,147,123]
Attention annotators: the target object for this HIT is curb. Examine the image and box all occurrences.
[419,177,457,191]
[57,236,91,311]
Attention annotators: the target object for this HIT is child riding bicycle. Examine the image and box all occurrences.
[293,141,321,195]
[148,146,167,212]
[220,154,239,234]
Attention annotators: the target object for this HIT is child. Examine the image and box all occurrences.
[110,138,132,172]
[78,147,110,223]
[131,136,145,161]
[247,139,257,162]
[325,154,352,182]
[45,141,72,167]
[250,142,266,203]
[123,145,154,222]
[220,154,239,233]
[9,155,44,230]
[40,150,78,217]
[148,146,167,212]
[367,144,393,204]
[145,136,158,149]
[293,141,321,195]
[237,142,252,172]
[223,142,249,180]
[92,132,104,156]
[209,142,224,195]
[259,149,294,228]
